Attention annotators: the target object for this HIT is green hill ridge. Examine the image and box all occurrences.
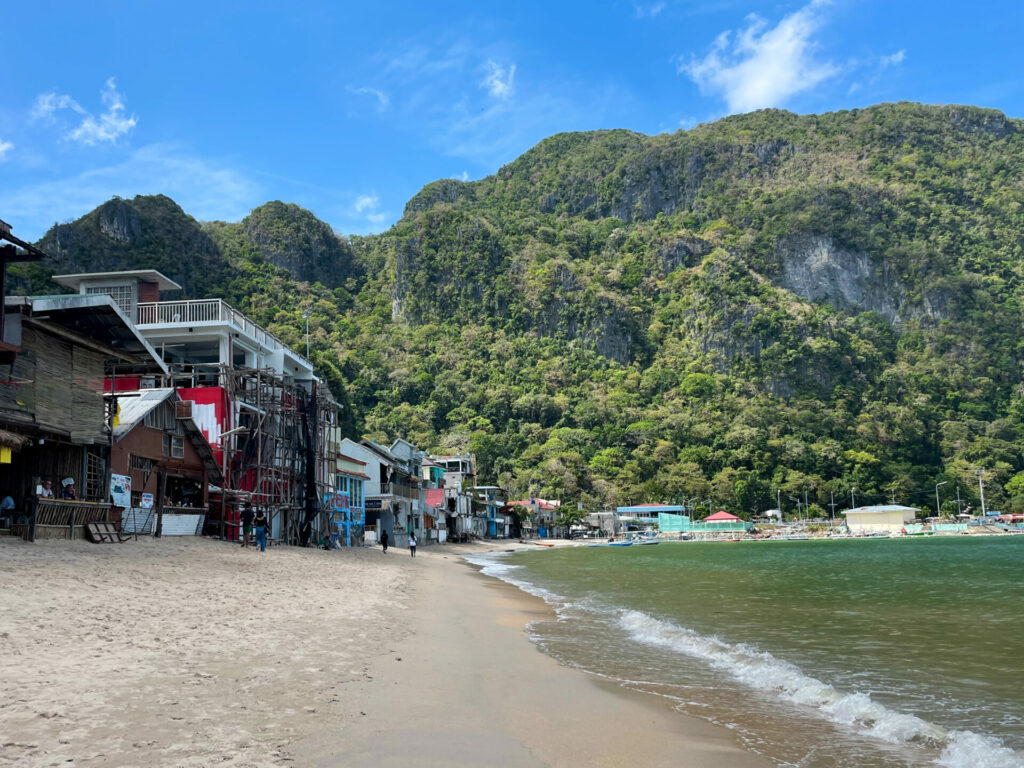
[23,102,1024,517]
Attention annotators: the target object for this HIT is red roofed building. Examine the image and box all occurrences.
[703,511,741,522]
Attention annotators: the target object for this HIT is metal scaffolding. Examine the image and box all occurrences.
[142,362,338,545]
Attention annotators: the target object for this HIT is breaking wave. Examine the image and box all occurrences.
[618,609,1024,768]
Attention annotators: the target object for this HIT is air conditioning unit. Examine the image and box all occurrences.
[175,400,194,419]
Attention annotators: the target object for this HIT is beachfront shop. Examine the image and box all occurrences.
[110,388,222,536]
[0,295,168,539]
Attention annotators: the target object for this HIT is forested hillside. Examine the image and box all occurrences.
[24,102,1024,517]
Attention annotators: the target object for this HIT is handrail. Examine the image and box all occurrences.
[136,299,311,366]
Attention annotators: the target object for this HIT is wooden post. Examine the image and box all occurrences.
[155,470,167,538]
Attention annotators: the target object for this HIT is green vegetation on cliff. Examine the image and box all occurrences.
[30,102,1024,518]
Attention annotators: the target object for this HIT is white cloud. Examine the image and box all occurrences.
[452,170,470,181]
[634,2,666,18]
[0,143,260,241]
[481,60,516,100]
[348,191,390,227]
[880,49,906,68]
[0,138,13,160]
[30,78,137,145]
[349,86,390,110]
[31,92,86,121]
[678,0,838,113]
[67,78,137,145]
[353,193,379,213]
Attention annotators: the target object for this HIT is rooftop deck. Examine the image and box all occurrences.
[136,299,310,367]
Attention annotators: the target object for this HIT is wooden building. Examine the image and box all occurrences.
[110,388,222,535]
[0,294,166,539]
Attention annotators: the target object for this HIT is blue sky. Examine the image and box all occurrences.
[3,0,1023,242]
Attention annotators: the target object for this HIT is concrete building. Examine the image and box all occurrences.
[842,505,919,532]
[52,270,337,545]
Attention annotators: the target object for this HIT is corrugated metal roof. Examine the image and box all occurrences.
[111,388,222,484]
[113,388,176,438]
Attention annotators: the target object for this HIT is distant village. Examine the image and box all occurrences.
[1,221,1019,546]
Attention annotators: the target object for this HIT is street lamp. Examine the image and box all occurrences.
[303,311,311,359]
[976,469,987,517]
[934,481,947,519]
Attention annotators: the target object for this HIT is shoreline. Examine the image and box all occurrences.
[293,542,772,767]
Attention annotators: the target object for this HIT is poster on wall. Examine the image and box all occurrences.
[140,493,154,509]
[110,474,132,508]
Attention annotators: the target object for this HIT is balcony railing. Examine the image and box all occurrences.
[137,299,309,365]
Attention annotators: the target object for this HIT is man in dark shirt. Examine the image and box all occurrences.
[240,502,255,548]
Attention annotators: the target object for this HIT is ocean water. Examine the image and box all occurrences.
[466,537,1024,767]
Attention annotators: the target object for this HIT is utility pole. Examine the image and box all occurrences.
[850,487,856,509]
[829,491,836,520]
[804,489,809,520]
[956,486,962,516]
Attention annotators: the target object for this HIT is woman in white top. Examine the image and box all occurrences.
[409,533,417,557]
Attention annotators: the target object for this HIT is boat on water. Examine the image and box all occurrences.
[587,540,634,548]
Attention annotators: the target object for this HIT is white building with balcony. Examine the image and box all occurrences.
[53,270,314,383]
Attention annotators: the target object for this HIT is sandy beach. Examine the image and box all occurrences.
[0,536,770,767]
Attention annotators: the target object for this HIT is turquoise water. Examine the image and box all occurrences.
[468,537,1024,767]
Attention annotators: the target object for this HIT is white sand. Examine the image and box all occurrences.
[0,537,770,767]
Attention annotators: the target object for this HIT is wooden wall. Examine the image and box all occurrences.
[0,326,106,443]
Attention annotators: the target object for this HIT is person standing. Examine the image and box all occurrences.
[380,528,389,554]
[240,502,255,548]
[254,507,269,552]
[409,532,417,557]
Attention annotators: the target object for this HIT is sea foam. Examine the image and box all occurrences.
[618,610,1024,768]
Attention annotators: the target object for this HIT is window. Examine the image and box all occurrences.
[86,284,135,317]
[85,452,104,501]
[171,436,185,459]
[162,434,170,456]
[130,454,157,486]
[351,479,363,507]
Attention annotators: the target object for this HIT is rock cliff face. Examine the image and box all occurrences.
[775,235,904,322]
[98,199,143,244]
[240,201,357,287]
[35,195,223,297]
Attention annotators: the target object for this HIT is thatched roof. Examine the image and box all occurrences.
[0,429,30,450]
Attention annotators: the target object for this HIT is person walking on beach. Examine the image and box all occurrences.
[409,532,417,557]
[380,528,389,554]
[254,507,269,552]
[240,502,255,548]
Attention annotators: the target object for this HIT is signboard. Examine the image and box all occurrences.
[140,493,154,509]
[110,474,132,509]
[365,498,382,510]
[323,491,351,512]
